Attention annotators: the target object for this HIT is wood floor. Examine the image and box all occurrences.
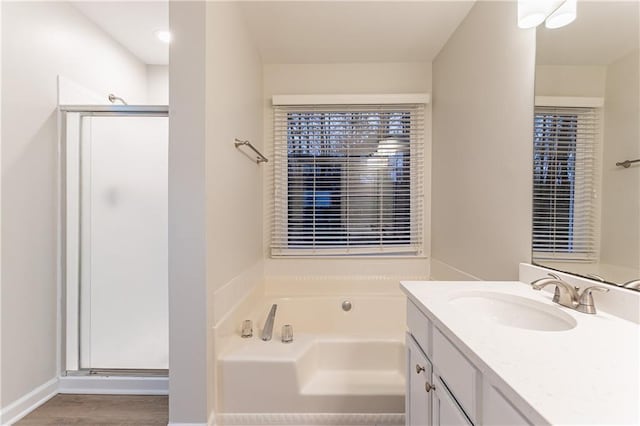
[16,394,168,425]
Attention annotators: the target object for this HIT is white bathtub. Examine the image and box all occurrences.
[217,295,406,424]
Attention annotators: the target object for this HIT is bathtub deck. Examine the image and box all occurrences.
[219,334,405,413]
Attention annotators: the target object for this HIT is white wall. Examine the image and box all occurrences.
[168,2,208,424]
[0,0,3,414]
[168,1,264,423]
[262,62,432,283]
[147,65,169,105]
[1,0,148,416]
[206,3,263,297]
[431,1,536,280]
[535,65,606,97]
[206,2,264,419]
[601,49,640,270]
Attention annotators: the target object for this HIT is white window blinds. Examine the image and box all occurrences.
[532,106,600,261]
[271,104,425,256]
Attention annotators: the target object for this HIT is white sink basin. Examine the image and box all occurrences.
[449,291,577,331]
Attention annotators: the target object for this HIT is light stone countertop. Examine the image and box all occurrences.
[401,280,640,426]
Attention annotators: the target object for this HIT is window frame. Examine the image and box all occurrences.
[270,96,428,258]
[532,98,603,263]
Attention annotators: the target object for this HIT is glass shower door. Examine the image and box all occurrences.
[76,114,168,370]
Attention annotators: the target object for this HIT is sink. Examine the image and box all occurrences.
[449,291,577,331]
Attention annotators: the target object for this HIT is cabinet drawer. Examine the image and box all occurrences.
[407,300,431,355]
[433,328,478,422]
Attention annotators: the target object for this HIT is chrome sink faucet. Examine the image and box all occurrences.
[261,304,278,341]
[531,273,609,314]
[531,273,580,308]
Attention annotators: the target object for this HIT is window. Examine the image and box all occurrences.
[271,104,425,256]
[532,106,600,261]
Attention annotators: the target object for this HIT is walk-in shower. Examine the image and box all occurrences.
[60,105,168,376]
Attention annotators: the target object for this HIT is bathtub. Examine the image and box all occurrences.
[217,295,406,425]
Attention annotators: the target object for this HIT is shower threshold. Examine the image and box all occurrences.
[59,370,169,395]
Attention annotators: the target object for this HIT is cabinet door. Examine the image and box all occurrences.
[406,333,433,426]
[433,376,472,426]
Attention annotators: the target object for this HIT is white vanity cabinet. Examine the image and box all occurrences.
[405,300,529,426]
[432,375,472,426]
[403,279,640,425]
[406,334,433,426]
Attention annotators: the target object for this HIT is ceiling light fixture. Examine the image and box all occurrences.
[545,0,577,29]
[517,0,576,30]
[154,30,172,44]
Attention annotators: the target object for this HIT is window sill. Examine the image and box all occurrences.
[269,254,429,260]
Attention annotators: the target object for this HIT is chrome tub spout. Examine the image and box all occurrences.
[261,304,278,341]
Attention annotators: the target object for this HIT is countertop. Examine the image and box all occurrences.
[400,280,640,425]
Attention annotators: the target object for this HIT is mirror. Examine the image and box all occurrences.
[532,1,640,290]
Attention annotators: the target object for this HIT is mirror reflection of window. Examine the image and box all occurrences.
[532,107,599,261]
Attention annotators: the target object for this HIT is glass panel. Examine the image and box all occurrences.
[80,115,168,369]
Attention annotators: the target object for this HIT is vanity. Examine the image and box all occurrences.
[401,277,640,425]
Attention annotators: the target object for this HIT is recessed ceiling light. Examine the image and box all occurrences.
[154,30,172,44]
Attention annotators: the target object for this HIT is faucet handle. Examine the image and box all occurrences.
[577,286,609,314]
[622,279,640,289]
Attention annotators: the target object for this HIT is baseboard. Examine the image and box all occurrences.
[0,377,59,425]
[215,413,404,426]
[167,423,208,426]
[58,375,169,395]
[165,408,214,426]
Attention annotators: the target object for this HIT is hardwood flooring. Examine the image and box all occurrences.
[15,394,168,425]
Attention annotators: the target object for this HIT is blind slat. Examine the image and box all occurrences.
[532,106,600,262]
[271,104,425,256]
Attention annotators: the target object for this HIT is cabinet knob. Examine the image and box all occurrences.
[415,364,425,374]
[425,382,435,392]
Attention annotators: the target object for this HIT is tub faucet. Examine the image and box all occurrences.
[261,304,278,341]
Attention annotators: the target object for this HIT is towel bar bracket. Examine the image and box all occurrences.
[616,158,640,168]
[234,138,268,164]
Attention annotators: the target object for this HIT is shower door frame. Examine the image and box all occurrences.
[60,105,169,376]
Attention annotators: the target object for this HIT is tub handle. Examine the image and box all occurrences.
[415,364,425,374]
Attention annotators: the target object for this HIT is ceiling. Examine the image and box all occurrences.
[536,1,639,66]
[70,1,475,66]
[71,1,169,65]
[68,1,640,68]
[239,1,475,64]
